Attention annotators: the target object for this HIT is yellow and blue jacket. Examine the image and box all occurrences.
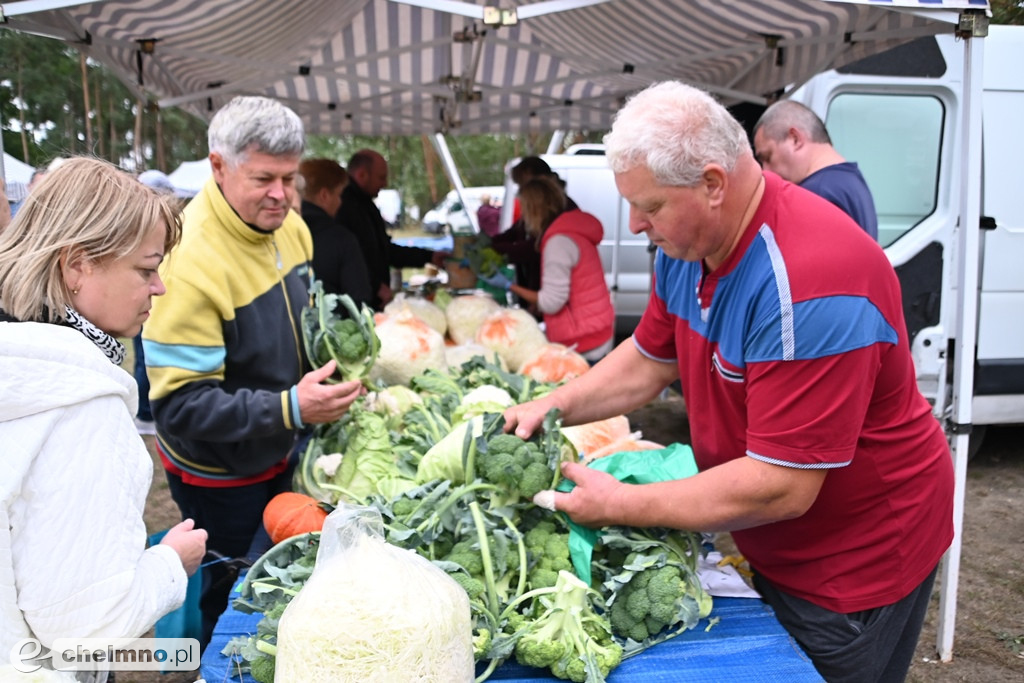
[143,177,313,483]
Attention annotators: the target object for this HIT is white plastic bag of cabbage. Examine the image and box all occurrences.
[274,504,474,682]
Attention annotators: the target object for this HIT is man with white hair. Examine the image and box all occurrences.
[143,96,363,649]
[504,81,952,683]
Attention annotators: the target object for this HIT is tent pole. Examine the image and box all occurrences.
[431,132,479,233]
[546,130,566,154]
[936,17,986,663]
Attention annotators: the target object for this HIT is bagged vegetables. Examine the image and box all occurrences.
[274,504,475,682]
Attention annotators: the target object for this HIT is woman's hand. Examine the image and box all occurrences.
[160,518,208,577]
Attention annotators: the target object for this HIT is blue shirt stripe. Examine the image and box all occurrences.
[142,338,226,373]
[656,223,899,369]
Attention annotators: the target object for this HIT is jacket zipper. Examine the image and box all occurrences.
[270,236,304,374]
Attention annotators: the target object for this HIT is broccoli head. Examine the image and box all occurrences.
[332,317,368,361]
[479,433,558,502]
[248,655,275,683]
[608,560,692,642]
[514,570,623,682]
[445,539,485,576]
[523,519,572,589]
[449,571,486,600]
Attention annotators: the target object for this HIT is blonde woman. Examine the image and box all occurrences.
[0,157,207,676]
[510,177,614,362]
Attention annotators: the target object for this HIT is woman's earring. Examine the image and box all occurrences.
[72,288,79,295]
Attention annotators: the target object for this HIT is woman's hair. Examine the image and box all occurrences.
[518,177,567,243]
[0,156,182,323]
[604,81,750,186]
[298,158,348,198]
[207,96,305,168]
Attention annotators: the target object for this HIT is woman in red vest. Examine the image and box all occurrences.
[509,178,615,362]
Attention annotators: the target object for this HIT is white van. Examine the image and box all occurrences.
[422,186,505,234]
[790,25,1024,444]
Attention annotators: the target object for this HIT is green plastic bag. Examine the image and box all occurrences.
[555,443,699,584]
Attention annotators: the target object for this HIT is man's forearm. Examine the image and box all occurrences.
[547,339,677,426]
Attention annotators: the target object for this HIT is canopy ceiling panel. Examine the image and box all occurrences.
[1,0,985,134]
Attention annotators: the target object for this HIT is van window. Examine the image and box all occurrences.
[826,93,945,247]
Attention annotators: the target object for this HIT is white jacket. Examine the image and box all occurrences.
[0,322,186,678]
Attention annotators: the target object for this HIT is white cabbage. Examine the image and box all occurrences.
[445,293,502,345]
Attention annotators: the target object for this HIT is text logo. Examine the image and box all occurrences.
[10,638,200,673]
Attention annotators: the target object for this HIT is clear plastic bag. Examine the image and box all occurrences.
[274,503,474,682]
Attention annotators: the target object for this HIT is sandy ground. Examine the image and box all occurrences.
[121,391,1023,682]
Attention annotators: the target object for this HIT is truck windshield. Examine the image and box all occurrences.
[827,92,945,247]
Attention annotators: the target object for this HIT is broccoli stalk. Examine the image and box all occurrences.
[512,570,624,683]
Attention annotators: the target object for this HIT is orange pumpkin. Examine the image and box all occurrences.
[263,492,329,544]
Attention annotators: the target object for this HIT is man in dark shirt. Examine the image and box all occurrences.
[336,149,446,309]
[753,100,879,241]
[298,158,373,307]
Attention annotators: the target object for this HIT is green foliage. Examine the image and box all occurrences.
[992,0,1024,25]
[0,31,207,170]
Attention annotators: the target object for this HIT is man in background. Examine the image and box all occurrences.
[753,100,878,240]
[143,96,363,650]
[336,148,446,309]
[476,192,502,237]
[299,157,373,307]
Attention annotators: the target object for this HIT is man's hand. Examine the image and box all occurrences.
[160,518,208,577]
[377,282,394,306]
[431,250,450,268]
[533,462,627,528]
[296,360,364,424]
[502,395,559,439]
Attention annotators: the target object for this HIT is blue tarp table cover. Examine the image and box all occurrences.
[200,579,823,682]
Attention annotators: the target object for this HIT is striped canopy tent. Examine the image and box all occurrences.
[0,0,988,135]
[0,0,991,664]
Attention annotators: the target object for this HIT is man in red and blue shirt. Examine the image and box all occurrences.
[504,81,953,683]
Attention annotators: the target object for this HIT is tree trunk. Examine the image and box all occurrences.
[133,98,144,170]
[154,106,166,171]
[94,75,105,159]
[80,51,93,151]
[16,54,29,163]
[108,97,117,163]
[421,134,439,203]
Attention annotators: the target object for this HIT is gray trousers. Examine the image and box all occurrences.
[753,563,939,683]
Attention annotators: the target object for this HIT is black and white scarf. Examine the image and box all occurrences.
[63,305,126,366]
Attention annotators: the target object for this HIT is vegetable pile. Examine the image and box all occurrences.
[222,280,712,682]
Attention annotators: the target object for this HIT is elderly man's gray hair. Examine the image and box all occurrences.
[208,96,305,167]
